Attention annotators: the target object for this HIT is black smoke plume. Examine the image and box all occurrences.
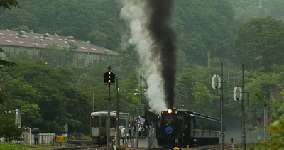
[146,0,177,110]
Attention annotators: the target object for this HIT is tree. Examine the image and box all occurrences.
[230,0,284,21]
[262,92,284,149]
[0,0,19,9]
[0,114,23,142]
[0,48,16,113]
[235,17,284,71]
[173,0,235,66]
[21,104,42,128]
[3,61,91,133]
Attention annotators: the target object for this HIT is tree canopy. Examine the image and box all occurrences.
[0,0,19,9]
[235,17,284,71]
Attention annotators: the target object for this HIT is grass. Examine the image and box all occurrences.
[0,143,64,150]
[234,143,268,150]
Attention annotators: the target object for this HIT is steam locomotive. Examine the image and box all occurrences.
[156,109,220,148]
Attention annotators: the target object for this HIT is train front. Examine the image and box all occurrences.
[157,109,180,148]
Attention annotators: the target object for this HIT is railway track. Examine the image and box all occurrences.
[51,144,234,150]
[146,144,232,150]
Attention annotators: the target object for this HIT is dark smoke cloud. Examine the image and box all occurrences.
[146,0,177,110]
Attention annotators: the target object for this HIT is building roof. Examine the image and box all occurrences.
[0,29,120,56]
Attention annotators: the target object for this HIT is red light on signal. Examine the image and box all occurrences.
[258,121,260,123]
[91,116,94,119]
[114,117,116,118]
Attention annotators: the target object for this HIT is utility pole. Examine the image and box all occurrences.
[241,64,246,150]
[211,63,224,150]
[92,93,95,112]
[139,75,142,108]
[221,62,224,150]
[116,79,120,146]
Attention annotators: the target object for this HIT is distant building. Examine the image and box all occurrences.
[0,29,119,67]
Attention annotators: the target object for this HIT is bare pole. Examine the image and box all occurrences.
[92,93,95,112]
[136,75,142,149]
[242,64,246,150]
[136,115,138,149]
[116,79,120,146]
[221,62,224,150]
[139,75,142,108]
[264,105,266,141]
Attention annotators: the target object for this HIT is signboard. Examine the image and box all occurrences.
[56,136,66,143]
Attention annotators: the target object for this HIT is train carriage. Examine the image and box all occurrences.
[90,111,129,145]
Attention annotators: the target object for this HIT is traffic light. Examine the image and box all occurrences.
[257,118,261,123]
[104,71,115,83]
[234,87,242,101]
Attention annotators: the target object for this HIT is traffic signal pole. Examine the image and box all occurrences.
[104,65,115,150]
[107,76,111,150]
[221,62,224,150]
[211,63,224,150]
[242,64,246,150]
[116,79,120,146]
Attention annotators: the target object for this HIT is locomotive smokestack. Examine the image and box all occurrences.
[146,0,177,110]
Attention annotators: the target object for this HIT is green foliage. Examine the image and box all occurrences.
[0,0,19,10]
[235,17,284,71]
[0,114,23,142]
[21,104,42,128]
[2,61,91,133]
[11,25,30,32]
[173,0,235,66]
[230,0,284,21]
[116,145,126,150]
[0,143,64,149]
[175,65,219,117]
[261,93,284,149]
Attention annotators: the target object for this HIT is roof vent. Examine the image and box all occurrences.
[66,36,74,42]
[18,31,25,38]
[43,33,49,40]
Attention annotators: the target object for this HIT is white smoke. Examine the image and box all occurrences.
[120,0,167,113]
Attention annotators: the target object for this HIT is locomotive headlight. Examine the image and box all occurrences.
[167,109,173,114]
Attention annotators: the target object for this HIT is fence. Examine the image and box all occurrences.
[22,132,56,145]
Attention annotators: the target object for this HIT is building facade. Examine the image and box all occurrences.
[0,29,119,67]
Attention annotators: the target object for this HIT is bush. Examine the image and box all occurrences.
[116,145,125,150]
[0,114,23,142]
